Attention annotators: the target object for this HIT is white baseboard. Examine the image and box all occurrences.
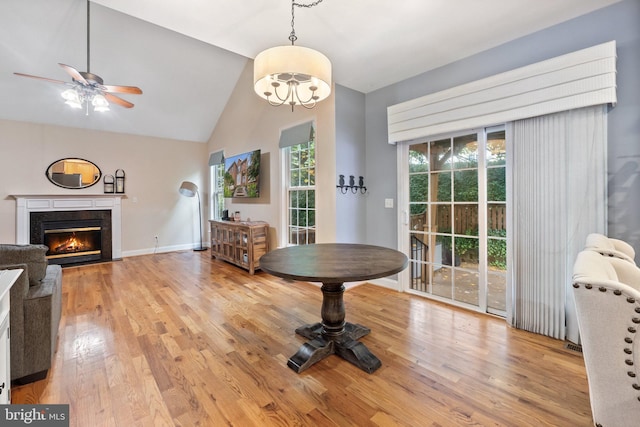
[122,244,206,258]
[368,277,400,291]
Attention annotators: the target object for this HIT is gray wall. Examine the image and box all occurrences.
[335,84,367,243]
[364,0,640,252]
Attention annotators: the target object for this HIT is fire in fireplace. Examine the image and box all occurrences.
[44,227,102,260]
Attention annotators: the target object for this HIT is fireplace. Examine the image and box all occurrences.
[12,195,123,262]
[30,210,112,266]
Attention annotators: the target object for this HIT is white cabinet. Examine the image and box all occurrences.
[0,269,22,404]
[0,315,9,403]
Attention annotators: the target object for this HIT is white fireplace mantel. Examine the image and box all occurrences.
[11,194,123,260]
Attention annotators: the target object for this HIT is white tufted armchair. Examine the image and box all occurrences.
[572,250,640,426]
[585,233,636,264]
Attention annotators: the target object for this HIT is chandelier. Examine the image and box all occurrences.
[253,0,331,111]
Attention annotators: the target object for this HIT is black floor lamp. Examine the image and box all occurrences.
[179,181,207,251]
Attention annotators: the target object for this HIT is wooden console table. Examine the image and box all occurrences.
[209,220,269,274]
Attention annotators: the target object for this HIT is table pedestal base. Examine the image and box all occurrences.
[287,322,381,373]
[295,321,370,341]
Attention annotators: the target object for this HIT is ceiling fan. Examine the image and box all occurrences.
[14,0,142,113]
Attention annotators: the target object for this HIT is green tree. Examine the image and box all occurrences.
[487,166,506,201]
[224,172,234,197]
[248,150,260,181]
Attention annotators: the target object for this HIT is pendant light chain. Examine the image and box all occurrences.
[289,0,324,45]
[86,0,91,73]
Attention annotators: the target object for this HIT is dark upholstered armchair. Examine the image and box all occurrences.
[0,244,62,384]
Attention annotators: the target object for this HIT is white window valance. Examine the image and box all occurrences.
[387,41,617,144]
[208,150,224,166]
[279,121,314,148]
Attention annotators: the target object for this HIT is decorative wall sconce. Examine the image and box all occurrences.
[103,174,114,193]
[115,169,125,193]
[337,174,367,194]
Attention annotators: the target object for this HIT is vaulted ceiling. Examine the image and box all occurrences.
[0,0,623,142]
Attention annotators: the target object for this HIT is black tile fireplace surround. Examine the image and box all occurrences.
[30,210,113,266]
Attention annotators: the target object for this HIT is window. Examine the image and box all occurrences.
[406,126,506,316]
[284,138,315,245]
[209,163,225,220]
[485,129,506,313]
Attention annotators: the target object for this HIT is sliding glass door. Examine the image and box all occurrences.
[402,127,506,316]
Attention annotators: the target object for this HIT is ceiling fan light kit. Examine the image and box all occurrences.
[61,88,83,109]
[14,0,141,114]
[61,74,110,112]
[253,0,331,111]
[91,94,110,112]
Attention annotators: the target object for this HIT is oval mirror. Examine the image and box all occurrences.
[45,158,102,189]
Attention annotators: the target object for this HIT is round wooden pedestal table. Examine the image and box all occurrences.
[260,243,408,373]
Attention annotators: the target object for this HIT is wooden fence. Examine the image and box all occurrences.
[411,204,506,234]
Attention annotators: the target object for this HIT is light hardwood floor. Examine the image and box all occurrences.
[12,251,593,426]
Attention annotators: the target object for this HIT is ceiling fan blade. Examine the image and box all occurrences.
[104,92,134,108]
[102,84,142,95]
[14,72,68,85]
[58,63,88,85]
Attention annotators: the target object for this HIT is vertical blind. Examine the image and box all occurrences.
[510,105,607,341]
